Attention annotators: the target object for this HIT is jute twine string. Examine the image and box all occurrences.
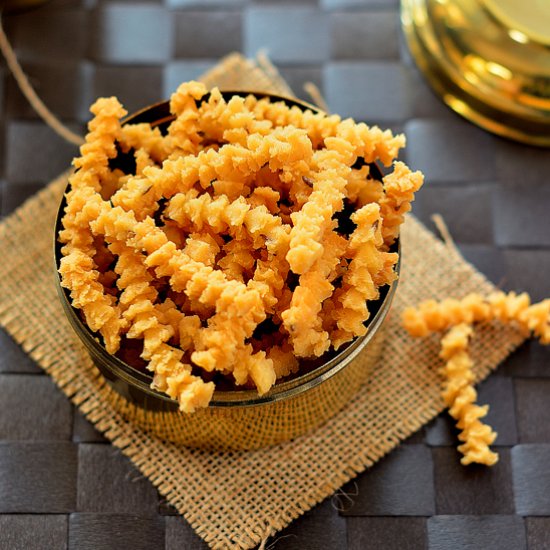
[0,52,527,549]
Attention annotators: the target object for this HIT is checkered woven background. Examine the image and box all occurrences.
[1,0,550,548]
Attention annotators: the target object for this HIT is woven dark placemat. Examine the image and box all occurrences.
[1,2,550,550]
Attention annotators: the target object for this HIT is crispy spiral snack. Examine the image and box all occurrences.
[402,291,550,343]
[58,98,128,354]
[403,290,550,464]
[440,324,498,466]
[379,161,425,247]
[329,204,398,349]
[59,82,424,411]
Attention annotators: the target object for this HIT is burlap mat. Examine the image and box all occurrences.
[0,54,526,549]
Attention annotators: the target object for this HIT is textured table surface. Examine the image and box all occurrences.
[1,1,550,549]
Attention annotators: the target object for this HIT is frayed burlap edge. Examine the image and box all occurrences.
[0,54,526,549]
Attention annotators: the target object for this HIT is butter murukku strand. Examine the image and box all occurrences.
[108,239,214,412]
[59,97,128,353]
[268,343,300,380]
[60,97,127,249]
[246,96,341,149]
[230,345,276,395]
[401,292,535,338]
[286,148,350,275]
[403,294,491,337]
[246,95,406,165]
[244,204,290,254]
[379,161,424,247]
[403,291,550,465]
[166,80,208,155]
[330,203,391,349]
[134,148,156,175]
[165,189,250,234]
[486,291,549,343]
[196,87,274,145]
[111,124,313,219]
[520,299,550,344]
[249,258,288,315]
[58,247,124,354]
[345,165,383,207]
[71,97,128,191]
[247,186,281,214]
[183,232,221,268]
[191,287,272,392]
[282,231,348,357]
[440,324,499,466]
[217,236,256,282]
[287,174,313,209]
[119,123,170,165]
[92,207,269,386]
[244,206,292,315]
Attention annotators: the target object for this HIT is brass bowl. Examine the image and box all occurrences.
[402,0,550,146]
[54,92,399,450]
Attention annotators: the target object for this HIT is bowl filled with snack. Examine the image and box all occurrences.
[54,82,423,450]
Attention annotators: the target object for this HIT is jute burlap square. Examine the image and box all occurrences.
[0,54,525,549]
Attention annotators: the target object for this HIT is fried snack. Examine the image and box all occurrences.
[227,345,276,394]
[282,230,348,357]
[59,82,423,411]
[379,161,424,247]
[92,206,267,377]
[246,95,406,166]
[330,203,396,349]
[217,236,255,282]
[402,291,549,343]
[286,123,370,275]
[108,239,214,412]
[166,80,207,155]
[268,343,300,379]
[345,165,384,207]
[403,290,550,465]
[402,294,491,337]
[165,190,250,235]
[111,123,313,221]
[119,123,170,165]
[520,299,550,344]
[58,97,128,354]
[440,324,499,466]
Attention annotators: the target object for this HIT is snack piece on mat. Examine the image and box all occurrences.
[440,324,498,466]
[403,290,550,464]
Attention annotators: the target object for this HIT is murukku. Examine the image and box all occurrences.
[402,291,549,342]
[379,161,424,247]
[166,81,208,155]
[282,230,347,357]
[403,289,550,465]
[440,324,499,466]
[246,96,406,165]
[330,203,392,348]
[59,83,423,410]
[59,97,128,354]
[119,123,169,165]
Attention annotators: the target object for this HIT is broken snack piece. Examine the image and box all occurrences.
[440,324,498,466]
[403,290,550,465]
